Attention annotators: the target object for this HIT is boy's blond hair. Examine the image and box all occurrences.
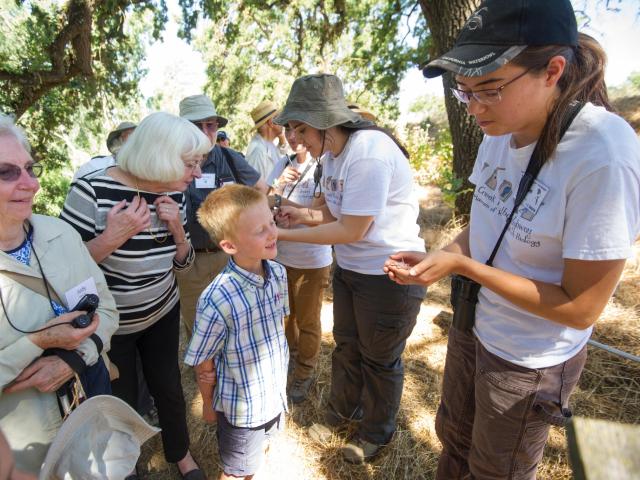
[197,184,266,245]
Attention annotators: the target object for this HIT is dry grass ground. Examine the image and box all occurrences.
[138,185,640,479]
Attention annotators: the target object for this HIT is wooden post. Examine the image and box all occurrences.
[567,416,640,480]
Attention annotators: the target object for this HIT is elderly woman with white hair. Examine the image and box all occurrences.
[0,114,118,476]
[61,112,210,479]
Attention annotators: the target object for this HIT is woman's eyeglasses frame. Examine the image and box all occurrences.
[450,68,532,106]
[0,162,43,182]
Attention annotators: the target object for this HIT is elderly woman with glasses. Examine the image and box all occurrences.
[61,112,210,479]
[0,114,118,476]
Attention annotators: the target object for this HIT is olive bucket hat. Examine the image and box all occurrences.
[275,74,373,130]
[179,94,229,127]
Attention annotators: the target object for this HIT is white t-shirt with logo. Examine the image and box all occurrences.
[322,130,425,274]
[469,103,640,369]
[267,156,333,269]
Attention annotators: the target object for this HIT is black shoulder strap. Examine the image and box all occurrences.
[220,147,241,183]
[485,101,584,267]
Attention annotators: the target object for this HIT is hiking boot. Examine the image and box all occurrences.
[341,436,385,464]
[288,376,313,404]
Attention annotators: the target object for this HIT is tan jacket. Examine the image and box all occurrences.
[0,214,119,475]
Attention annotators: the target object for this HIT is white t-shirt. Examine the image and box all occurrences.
[267,155,333,269]
[246,133,283,178]
[72,155,116,182]
[322,130,425,274]
[469,103,640,369]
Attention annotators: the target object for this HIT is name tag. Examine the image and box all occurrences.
[195,174,216,189]
[65,277,99,309]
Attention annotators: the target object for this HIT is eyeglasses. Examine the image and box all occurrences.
[450,68,532,105]
[0,162,43,182]
[183,157,204,170]
[195,121,218,131]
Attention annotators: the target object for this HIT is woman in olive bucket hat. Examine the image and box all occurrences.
[383,0,640,478]
[274,73,426,464]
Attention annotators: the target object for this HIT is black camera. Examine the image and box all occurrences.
[450,274,481,331]
[70,293,99,329]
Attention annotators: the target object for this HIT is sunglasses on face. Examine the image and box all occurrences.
[0,162,43,182]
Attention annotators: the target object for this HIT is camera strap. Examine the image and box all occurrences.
[1,270,103,355]
[485,101,584,267]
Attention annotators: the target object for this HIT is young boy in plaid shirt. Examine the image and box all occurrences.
[184,184,289,480]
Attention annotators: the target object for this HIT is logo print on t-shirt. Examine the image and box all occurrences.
[484,167,504,190]
[519,181,550,221]
[498,180,513,202]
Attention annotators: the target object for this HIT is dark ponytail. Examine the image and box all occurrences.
[512,33,611,165]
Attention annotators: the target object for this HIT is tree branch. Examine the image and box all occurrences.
[0,0,94,118]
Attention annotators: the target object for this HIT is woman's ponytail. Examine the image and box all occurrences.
[513,33,611,164]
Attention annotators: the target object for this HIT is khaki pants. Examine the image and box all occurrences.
[284,265,331,380]
[176,250,229,340]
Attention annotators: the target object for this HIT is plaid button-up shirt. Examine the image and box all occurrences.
[184,258,289,427]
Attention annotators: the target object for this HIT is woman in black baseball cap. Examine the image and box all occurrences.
[386,0,640,478]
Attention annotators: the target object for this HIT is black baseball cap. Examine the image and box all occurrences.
[216,130,229,141]
[422,0,578,79]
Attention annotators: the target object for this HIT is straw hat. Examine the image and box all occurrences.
[274,74,373,130]
[106,121,136,154]
[251,100,280,130]
[179,94,229,127]
[39,395,160,480]
[347,103,378,123]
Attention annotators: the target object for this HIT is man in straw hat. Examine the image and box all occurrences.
[73,121,136,181]
[178,94,269,340]
[246,100,287,178]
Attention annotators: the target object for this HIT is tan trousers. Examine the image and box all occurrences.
[284,265,331,380]
[176,250,229,340]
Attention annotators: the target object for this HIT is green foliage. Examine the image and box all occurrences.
[404,124,469,208]
[1,1,164,212]
[609,71,640,99]
[33,166,70,216]
[179,0,429,151]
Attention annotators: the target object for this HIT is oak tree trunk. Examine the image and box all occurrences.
[418,0,483,217]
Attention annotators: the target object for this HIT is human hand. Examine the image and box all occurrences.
[384,250,463,286]
[278,166,300,185]
[198,370,217,385]
[154,196,184,240]
[276,205,304,228]
[104,196,151,246]
[4,356,74,394]
[29,312,100,351]
[202,402,217,424]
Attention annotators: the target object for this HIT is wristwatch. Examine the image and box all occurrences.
[274,194,282,210]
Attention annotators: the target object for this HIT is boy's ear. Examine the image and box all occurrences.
[219,238,237,255]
